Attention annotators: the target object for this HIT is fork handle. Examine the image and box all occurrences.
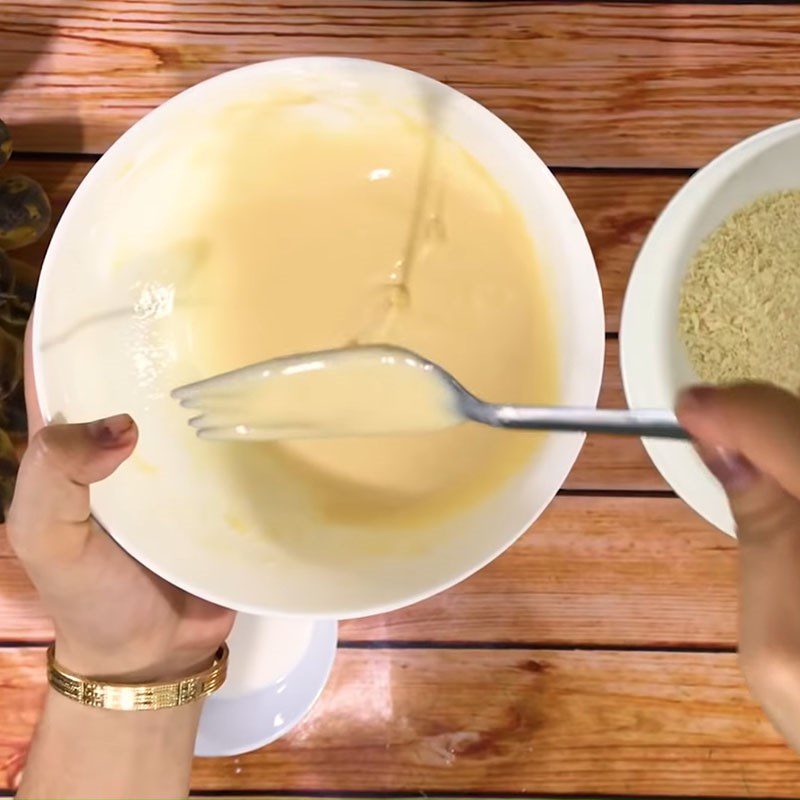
[482,405,689,440]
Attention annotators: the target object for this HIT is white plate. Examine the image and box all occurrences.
[620,118,800,536]
[195,616,337,757]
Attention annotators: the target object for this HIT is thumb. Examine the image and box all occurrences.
[676,383,800,544]
[677,385,800,691]
[695,444,800,546]
[8,414,137,559]
[677,384,800,499]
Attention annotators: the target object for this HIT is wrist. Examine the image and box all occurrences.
[53,641,224,684]
[20,689,202,798]
[47,683,205,723]
[47,643,229,712]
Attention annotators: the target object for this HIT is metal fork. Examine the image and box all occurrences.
[173,345,688,441]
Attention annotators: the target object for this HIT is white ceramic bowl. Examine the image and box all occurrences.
[34,58,604,617]
[195,615,337,757]
[621,118,800,536]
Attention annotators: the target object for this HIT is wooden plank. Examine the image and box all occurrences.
[0,495,734,647]
[341,495,733,646]
[0,649,43,791]
[193,648,796,796]
[3,3,800,167]
[558,171,687,332]
[0,648,795,796]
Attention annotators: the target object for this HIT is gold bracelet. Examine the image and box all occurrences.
[47,643,229,711]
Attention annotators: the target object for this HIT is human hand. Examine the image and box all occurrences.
[7,318,235,681]
[678,383,800,751]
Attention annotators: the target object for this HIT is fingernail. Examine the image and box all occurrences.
[88,414,135,446]
[701,445,758,492]
[678,385,716,412]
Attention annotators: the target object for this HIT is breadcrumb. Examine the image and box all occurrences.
[679,190,800,393]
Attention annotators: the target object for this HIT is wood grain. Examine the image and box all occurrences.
[0,649,44,790]
[3,3,800,167]
[192,649,793,796]
[0,647,794,796]
[0,495,733,647]
[342,494,732,646]
[559,170,687,331]
[0,6,782,799]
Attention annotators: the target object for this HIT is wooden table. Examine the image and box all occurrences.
[2,1,800,797]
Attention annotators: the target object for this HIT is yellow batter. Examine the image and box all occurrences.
[114,90,558,532]
[174,346,465,441]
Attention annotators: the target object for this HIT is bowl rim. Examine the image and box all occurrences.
[194,617,338,757]
[33,57,605,617]
[620,116,800,537]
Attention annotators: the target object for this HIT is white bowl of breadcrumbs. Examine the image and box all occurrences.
[621,118,800,537]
